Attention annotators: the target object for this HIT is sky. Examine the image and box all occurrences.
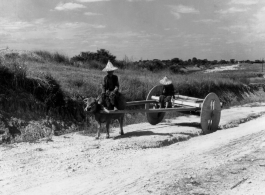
[0,0,265,61]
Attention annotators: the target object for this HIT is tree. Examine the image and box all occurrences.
[201,59,208,65]
[169,65,184,74]
[191,57,198,65]
[211,60,218,65]
[254,59,261,63]
[219,59,227,64]
[95,49,116,63]
[171,58,180,64]
[71,49,116,64]
[230,59,235,64]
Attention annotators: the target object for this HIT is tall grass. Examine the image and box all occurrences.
[240,62,265,73]
[1,51,264,142]
[24,58,261,106]
[34,50,70,64]
[12,51,263,107]
[0,57,84,122]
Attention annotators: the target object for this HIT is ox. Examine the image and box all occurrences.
[84,95,126,139]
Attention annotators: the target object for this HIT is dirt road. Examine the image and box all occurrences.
[1,103,265,195]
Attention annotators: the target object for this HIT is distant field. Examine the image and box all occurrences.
[240,62,265,73]
[238,63,265,84]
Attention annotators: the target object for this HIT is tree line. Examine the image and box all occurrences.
[70,49,262,73]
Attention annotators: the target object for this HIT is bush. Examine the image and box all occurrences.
[84,60,105,70]
[0,60,74,120]
[4,53,20,59]
[34,50,70,64]
[113,60,125,69]
[1,51,43,63]
[169,65,185,74]
[53,52,70,64]
[137,60,165,72]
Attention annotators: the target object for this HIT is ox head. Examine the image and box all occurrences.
[83,97,101,113]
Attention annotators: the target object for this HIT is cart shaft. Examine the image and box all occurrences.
[126,100,157,106]
[151,96,202,108]
[100,106,199,114]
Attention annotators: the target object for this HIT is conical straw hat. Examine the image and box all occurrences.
[160,76,172,85]
[102,61,118,72]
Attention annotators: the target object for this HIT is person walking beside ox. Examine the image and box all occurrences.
[159,76,175,108]
[101,61,120,111]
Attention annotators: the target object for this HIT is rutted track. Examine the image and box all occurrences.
[1,103,265,195]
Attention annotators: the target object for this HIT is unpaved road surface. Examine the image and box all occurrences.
[204,64,240,73]
[1,103,265,195]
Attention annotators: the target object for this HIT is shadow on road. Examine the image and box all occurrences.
[113,131,171,139]
[166,122,201,128]
[113,122,202,140]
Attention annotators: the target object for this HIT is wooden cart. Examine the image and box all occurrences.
[101,85,221,134]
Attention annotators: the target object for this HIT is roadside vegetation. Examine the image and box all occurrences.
[0,48,264,143]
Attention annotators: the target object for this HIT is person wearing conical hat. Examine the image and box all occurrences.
[101,61,119,111]
[158,76,175,108]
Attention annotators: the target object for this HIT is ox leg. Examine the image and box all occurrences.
[106,121,110,139]
[95,123,101,139]
[119,116,124,135]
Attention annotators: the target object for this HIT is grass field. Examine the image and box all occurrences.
[24,59,263,103]
[1,50,265,142]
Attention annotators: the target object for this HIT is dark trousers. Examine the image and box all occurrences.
[100,91,119,110]
[159,95,172,108]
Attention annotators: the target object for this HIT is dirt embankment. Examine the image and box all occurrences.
[1,103,265,195]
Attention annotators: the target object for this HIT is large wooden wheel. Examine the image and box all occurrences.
[200,93,221,134]
[146,85,165,125]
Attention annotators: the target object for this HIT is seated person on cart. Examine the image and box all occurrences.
[100,61,120,111]
[159,76,175,108]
